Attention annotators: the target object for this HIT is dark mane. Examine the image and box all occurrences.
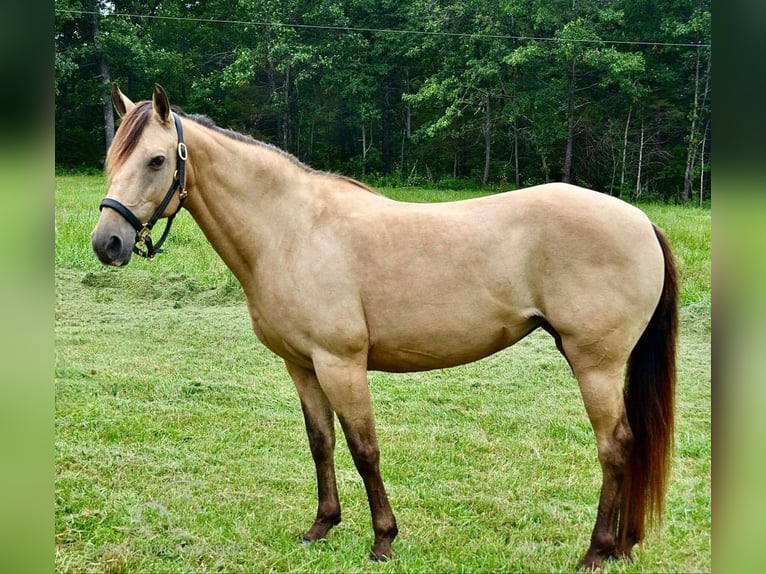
[107,102,376,194]
[177,109,314,171]
[177,109,379,195]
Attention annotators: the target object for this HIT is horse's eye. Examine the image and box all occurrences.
[149,156,166,169]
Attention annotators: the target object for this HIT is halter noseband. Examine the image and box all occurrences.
[99,112,189,259]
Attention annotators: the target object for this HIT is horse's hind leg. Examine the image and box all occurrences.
[579,403,633,570]
[560,342,634,570]
[311,352,398,560]
[285,361,342,543]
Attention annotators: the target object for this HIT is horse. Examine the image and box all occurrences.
[91,84,677,570]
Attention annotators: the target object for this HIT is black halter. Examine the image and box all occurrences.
[99,112,189,259]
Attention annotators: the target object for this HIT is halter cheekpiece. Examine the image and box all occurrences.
[99,112,188,258]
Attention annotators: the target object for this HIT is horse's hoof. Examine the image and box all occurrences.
[576,553,604,571]
[370,552,390,563]
[577,549,625,570]
[298,536,313,546]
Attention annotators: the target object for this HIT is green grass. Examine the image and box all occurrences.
[55,176,710,573]
[640,204,711,307]
[55,175,238,294]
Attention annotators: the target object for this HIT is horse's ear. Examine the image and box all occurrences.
[152,84,171,124]
[111,83,135,118]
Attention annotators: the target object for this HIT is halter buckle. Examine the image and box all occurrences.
[137,225,151,241]
[134,225,156,258]
[178,142,188,161]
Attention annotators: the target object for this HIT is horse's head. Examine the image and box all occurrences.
[91,83,188,265]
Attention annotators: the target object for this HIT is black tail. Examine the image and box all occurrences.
[619,224,678,546]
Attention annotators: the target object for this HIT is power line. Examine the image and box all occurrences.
[55,8,711,49]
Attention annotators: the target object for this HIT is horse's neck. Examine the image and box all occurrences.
[181,123,312,285]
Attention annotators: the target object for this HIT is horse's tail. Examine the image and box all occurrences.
[619,224,678,547]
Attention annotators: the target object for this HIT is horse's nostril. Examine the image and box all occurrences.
[105,235,123,260]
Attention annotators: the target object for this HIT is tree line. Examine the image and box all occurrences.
[55,0,711,202]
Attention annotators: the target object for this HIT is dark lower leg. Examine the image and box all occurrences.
[286,361,341,542]
[340,420,398,559]
[312,356,398,559]
[578,417,632,570]
[578,477,622,569]
[302,402,341,541]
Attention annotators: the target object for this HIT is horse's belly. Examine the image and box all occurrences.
[366,313,541,372]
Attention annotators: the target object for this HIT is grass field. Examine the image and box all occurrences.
[55,175,710,573]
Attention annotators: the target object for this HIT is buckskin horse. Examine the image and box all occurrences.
[91,84,677,570]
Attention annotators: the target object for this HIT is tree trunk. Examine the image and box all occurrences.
[683,47,708,203]
[401,71,412,174]
[382,76,393,174]
[453,149,458,179]
[697,54,711,205]
[361,119,367,176]
[282,65,291,150]
[513,119,520,188]
[405,102,411,139]
[620,105,632,197]
[482,93,491,186]
[308,116,315,163]
[361,111,373,175]
[635,115,645,200]
[699,119,709,206]
[100,59,114,152]
[562,58,576,183]
[264,23,284,148]
[92,8,114,152]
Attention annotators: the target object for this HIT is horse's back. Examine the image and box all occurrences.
[333,182,665,372]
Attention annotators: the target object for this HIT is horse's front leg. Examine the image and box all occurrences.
[285,360,342,543]
[312,352,398,561]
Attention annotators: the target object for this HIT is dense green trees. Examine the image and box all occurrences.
[55,0,710,202]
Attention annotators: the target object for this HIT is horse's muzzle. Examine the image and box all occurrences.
[91,226,134,266]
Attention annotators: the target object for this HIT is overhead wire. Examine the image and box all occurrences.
[55,8,711,49]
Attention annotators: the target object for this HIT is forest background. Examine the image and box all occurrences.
[55,0,711,203]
